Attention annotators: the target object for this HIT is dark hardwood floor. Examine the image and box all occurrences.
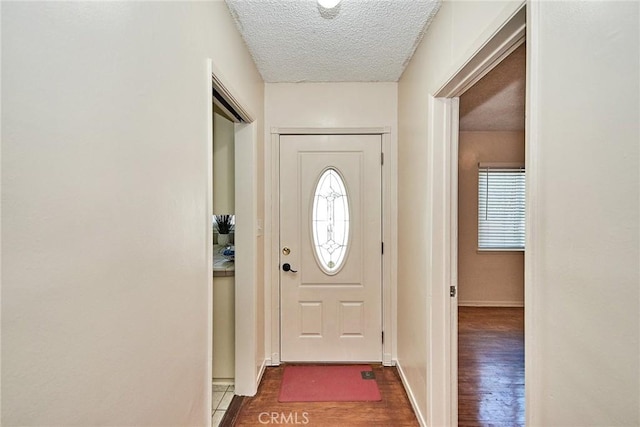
[231,365,419,426]
[458,306,525,427]
[225,308,523,426]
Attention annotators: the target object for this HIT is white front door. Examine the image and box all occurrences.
[279,134,382,362]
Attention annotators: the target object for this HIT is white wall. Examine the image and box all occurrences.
[458,131,524,306]
[397,1,525,425]
[264,82,398,364]
[527,1,639,425]
[1,2,263,425]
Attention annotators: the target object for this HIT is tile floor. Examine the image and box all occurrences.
[212,383,234,427]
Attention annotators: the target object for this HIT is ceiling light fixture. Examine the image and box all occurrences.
[317,0,341,9]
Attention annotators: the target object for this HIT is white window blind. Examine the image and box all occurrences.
[478,164,525,250]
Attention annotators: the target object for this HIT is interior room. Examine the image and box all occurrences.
[1,1,638,427]
[457,44,526,426]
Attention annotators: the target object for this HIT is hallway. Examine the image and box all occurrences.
[226,365,418,426]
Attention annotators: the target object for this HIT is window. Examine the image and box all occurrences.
[312,168,350,274]
[478,163,525,251]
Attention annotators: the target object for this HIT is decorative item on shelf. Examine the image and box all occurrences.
[223,246,235,262]
[214,214,234,246]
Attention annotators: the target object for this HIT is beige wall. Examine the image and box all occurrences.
[528,2,639,425]
[212,276,235,379]
[398,1,524,424]
[1,2,263,425]
[208,5,266,392]
[265,82,398,129]
[458,131,524,306]
[213,112,235,215]
[400,0,639,425]
[207,2,266,396]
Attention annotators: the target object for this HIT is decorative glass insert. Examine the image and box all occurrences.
[312,168,350,274]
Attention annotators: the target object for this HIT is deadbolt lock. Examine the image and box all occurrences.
[282,247,291,256]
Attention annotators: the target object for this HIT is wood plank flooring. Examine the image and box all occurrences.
[227,307,523,426]
[232,365,419,426]
[458,306,525,427]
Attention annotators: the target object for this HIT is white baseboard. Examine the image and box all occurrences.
[256,358,267,389]
[267,353,280,366]
[458,300,524,307]
[211,378,235,386]
[383,352,394,366]
[395,360,426,427]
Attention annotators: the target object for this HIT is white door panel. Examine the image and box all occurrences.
[280,134,382,362]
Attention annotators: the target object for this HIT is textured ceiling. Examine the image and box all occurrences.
[460,44,526,131]
[225,0,441,82]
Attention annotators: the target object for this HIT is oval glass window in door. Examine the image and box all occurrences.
[312,168,350,274]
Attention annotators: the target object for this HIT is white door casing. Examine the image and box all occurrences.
[279,134,382,362]
[432,5,526,425]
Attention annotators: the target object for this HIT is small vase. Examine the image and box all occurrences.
[217,233,230,246]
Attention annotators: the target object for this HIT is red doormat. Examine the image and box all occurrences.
[278,365,382,402]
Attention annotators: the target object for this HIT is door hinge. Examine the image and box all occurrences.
[382,331,384,344]
[450,286,457,297]
[381,242,384,254]
[381,152,384,165]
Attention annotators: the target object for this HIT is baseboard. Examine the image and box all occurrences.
[212,378,235,386]
[395,360,427,427]
[256,358,267,389]
[265,354,281,366]
[383,352,394,366]
[458,300,524,307]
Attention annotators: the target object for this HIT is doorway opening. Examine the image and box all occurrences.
[211,95,237,382]
[430,4,526,425]
[211,93,238,422]
[456,43,526,426]
[207,61,259,421]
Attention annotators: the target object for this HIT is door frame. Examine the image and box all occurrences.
[267,127,396,366]
[209,60,260,397]
[431,4,526,425]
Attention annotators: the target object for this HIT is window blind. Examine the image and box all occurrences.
[478,164,525,250]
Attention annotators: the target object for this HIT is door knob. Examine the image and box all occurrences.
[282,263,298,273]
